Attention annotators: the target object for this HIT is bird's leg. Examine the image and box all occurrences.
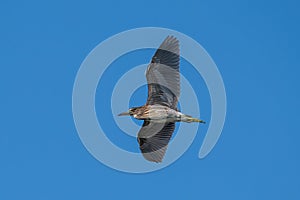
[181,114,206,123]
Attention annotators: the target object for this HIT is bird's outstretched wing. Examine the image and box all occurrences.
[137,120,175,162]
[146,36,180,109]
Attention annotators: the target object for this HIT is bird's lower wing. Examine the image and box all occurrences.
[137,120,175,163]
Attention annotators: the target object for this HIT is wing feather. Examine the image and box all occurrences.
[146,36,180,109]
[137,120,175,162]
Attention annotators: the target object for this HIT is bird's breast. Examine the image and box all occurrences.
[143,105,180,122]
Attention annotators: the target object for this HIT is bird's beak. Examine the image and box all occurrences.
[118,111,131,116]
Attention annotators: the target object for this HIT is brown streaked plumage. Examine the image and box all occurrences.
[118,36,205,163]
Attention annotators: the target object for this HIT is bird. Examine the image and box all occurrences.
[118,36,205,163]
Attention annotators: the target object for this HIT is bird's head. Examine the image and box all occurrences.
[118,107,139,116]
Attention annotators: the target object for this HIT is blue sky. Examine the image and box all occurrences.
[1,0,300,199]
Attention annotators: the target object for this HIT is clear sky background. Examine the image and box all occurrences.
[1,0,300,199]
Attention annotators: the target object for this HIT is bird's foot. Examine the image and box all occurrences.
[182,115,206,123]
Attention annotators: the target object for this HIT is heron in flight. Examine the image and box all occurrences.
[118,36,205,163]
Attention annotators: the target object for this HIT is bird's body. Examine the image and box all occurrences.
[128,105,203,123]
[129,105,179,121]
[118,36,205,163]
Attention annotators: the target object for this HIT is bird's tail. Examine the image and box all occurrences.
[181,115,206,123]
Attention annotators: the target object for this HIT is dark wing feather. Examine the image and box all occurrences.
[146,36,180,109]
[137,120,175,162]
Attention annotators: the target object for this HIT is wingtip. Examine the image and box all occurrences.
[142,154,163,163]
[158,35,179,55]
[165,35,179,44]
